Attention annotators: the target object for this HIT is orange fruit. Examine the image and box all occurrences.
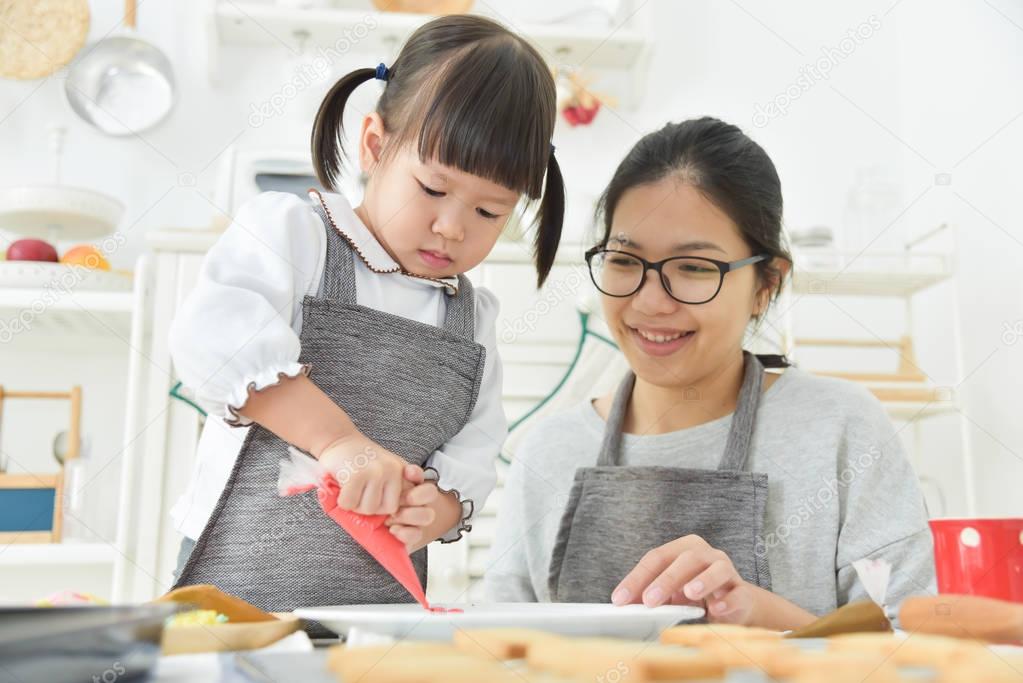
[61,245,110,270]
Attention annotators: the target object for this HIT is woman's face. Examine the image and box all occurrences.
[599,178,767,390]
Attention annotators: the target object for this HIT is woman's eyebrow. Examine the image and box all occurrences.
[609,236,726,254]
[673,240,726,254]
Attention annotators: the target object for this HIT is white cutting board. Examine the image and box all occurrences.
[296,603,704,641]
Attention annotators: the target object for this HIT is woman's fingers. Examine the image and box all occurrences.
[682,557,738,602]
[643,549,718,607]
[611,536,706,606]
[704,583,753,623]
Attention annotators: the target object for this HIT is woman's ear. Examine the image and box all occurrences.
[358,112,386,175]
[753,257,791,317]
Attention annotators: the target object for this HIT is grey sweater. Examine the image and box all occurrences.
[484,367,936,617]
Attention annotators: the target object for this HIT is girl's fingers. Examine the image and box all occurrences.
[380,477,403,515]
[388,505,435,527]
[356,483,382,515]
[403,464,425,484]
[338,477,365,510]
[401,482,439,507]
[682,558,738,602]
[388,524,421,549]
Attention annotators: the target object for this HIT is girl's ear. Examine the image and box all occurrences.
[358,112,386,175]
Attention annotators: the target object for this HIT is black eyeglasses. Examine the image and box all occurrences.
[585,247,769,305]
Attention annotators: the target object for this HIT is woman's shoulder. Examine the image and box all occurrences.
[767,365,894,433]
[771,365,879,405]
[511,401,602,463]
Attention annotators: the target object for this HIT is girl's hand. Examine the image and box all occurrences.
[386,465,462,551]
[611,534,756,625]
[317,434,408,515]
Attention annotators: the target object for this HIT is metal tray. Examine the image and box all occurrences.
[0,604,184,683]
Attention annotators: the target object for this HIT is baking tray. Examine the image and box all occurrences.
[0,603,185,683]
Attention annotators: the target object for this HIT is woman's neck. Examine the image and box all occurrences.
[623,349,747,435]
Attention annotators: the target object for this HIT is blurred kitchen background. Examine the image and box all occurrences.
[0,0,1020,605]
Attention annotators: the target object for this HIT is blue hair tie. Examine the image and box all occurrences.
[374,63,390,82]
[550,143,556,154]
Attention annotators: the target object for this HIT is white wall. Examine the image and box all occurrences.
[1,0,1020,552]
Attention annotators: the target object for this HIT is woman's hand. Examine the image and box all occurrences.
[317,434,408,515]
[386,465,463,552]
[611,535,817,630]
[611,534,757,624]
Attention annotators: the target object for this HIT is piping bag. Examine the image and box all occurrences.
[277,446,457,612]
[786,558,893,638]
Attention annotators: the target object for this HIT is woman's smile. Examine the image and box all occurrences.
[627,325,697,357]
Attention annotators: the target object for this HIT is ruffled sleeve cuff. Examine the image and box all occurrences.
[222,362,312,427]
[423,466,475,544]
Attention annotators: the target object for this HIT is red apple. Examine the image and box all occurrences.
[6,239,59,262]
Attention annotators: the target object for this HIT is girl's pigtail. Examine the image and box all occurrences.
[311,68,376,191]
[533,150,565,288]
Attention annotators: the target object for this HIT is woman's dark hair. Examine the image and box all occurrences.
[594,116,793,367]
[311,15,564,287]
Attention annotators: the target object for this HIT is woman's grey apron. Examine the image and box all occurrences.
[174,201,486,616]
[548,351,772,602]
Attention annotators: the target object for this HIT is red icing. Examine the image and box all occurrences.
[282,483,317,496]
[304,473,431,609]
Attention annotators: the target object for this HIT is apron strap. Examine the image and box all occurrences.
[596,351,765,470]
[311,200,358,305]
[718,351,764,472]
[442,274,476,340]
[596,371,636,466]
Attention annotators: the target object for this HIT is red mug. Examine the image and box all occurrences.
[929,518,1023,603]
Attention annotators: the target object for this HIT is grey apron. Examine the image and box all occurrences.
[548,351,772,602]
[174,201,486,615]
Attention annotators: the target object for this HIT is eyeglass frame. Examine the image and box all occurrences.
[584,246,770,305]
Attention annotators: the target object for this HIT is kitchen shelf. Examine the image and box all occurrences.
[0,288,134,338]
[0,542,117,567]
[790,250,952,297]
[207,1,649,83]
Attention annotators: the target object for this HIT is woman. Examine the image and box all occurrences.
[485,117,934,630]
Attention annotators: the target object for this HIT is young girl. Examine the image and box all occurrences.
[486,117,934,629]
[168,15,563,614]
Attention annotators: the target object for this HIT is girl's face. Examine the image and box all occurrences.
[600,178,770,389]
[357,114,520,278]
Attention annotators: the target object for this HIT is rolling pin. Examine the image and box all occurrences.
[900,595,1023,645]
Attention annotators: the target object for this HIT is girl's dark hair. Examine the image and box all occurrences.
[312,15,563,287]
[594,116,793,368]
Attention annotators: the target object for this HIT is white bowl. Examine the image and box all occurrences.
[296,602,704,641]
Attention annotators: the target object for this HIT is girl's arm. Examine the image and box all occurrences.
[169,192,322,429]
[169,192,407,514]
[233,372,356,458]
